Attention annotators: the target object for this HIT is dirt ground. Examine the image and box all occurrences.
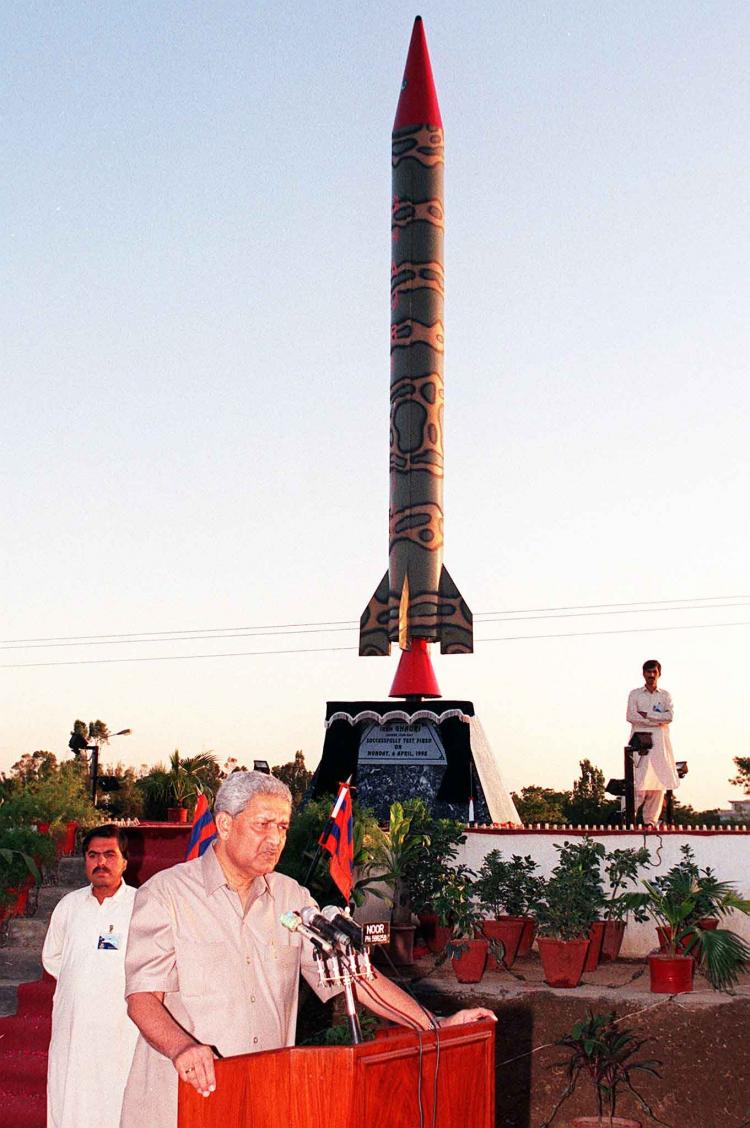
[298,952,750,1128]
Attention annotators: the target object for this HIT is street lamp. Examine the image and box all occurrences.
[88,728,132,806]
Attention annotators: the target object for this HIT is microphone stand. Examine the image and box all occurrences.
[340,953,362,1044]
[316,944,373,1046]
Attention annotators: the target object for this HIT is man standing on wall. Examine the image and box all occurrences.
[626,659,678,826]
[43,824,138,1128]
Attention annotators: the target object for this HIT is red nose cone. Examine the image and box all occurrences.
[389,638,442,699]
[393,16,442,130]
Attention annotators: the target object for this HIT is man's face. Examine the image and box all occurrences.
[643,666,660,691]
[219,795,291,880]
[84,836,127,896]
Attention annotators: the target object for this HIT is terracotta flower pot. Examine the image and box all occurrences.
[656,917,718,960]
[417,910,437,947]
[389,923,416,966]
[481,916,525,970]
[57,820,78,858]
[451,938,488,983]
[8,886,29,918]
[584,920,606,972]
[422,917,453,954]
[569,1118,641,1127]
[516,915,537,957]
[648,953,694,994]
[537,937,590,988]
[168,806,188,824]
[600,919,626,963]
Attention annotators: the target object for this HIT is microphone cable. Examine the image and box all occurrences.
[361,950,443,1128]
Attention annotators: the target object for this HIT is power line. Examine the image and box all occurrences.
[3,599,750,652]
[0,594,745,651]
[3,618,748,669]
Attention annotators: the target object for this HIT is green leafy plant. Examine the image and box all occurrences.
[540,1010,663,1127]
[302,1009,378,1045]
[536,838,607,940]
[432,865,482,956]
[604,846,652,922]
[363,801,430,925]
[0,758,99,829]
[475,851,544,917]
[621,858,750,991]
[155,750,219,811]
[277,797,383,908]
[0,826,55,892]
[396,800,466,915]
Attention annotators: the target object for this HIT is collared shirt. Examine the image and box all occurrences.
[42,881,138,1128]
[120,845,338,1128]
[626,685,677,790]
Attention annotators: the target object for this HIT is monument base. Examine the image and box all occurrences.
[308,700,519,825]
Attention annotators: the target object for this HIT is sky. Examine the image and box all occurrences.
[3,1,749,811]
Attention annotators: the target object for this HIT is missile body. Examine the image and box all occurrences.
[360,17,473,659]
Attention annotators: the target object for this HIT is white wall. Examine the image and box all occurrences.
[458,829,750,956]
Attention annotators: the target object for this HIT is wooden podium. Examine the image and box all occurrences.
[178,1020,495,1128]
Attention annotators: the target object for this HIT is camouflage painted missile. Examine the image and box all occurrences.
[360,16,473,658]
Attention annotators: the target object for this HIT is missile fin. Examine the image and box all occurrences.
[359,572,391,656]
[437,565,473,654]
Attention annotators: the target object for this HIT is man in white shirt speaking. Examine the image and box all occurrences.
[626,659,678,827]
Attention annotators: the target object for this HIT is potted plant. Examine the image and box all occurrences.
[600,847,651,962]
[540,1010,662,1128]
[651,846,728,950]
[158,750,218,822]
[622,861,750,993]
[364,801,429,965]
[475,851,544,969]
[432,866,487,983]
[536,839,606,987]
[398,803,466,954]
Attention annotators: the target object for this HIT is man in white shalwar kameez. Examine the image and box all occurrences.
[626,659,678,825]
[42,824,138,1128]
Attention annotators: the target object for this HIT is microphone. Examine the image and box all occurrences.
[280,910,334,954]
[321,906,365,951]
[299,907,348,948]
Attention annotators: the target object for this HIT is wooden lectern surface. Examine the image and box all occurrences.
[178,1020,495,1128]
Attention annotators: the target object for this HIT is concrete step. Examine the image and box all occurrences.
[56,857,85,884]
[0,981,20,1015]
[36,883,84,914]
[0,948,43,985]
[6,918,48,947]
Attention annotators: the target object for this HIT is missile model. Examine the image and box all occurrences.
[360,16,473,665]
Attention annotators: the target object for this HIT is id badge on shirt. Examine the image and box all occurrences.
[98,932,123,950]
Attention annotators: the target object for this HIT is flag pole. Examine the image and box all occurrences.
[303,777,353,894]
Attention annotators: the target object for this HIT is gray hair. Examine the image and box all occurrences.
[214,770,292,816]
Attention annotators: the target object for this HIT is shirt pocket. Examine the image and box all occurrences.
[175,939,228,998]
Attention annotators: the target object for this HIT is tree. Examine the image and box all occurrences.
[68,719,111,758]
[96,761,144,819]
[273,751,312,808]
[564,759,615,825]
[7,751,58,787]
[730,757,750,794]
[511,786,570,824]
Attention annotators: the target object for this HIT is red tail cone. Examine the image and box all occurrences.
[389,638,442,699]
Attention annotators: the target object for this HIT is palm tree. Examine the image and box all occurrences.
[162,750,219,810]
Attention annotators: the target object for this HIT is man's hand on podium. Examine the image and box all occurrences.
[173,1042,217,1098]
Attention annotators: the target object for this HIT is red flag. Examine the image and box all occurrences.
[185,792,218,861]
[318,783,353,901]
